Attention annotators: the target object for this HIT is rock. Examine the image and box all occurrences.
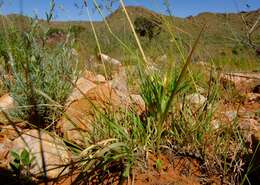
[83,70,106,83]
[111,67,129,96]
[9,129,70,179]
[0,94,15,110]
[57,83,129,146]
[186,93,207,107]
[66,77,97,104]
[225,111,237,122]
[0,125,22,140]
[67,70,108,105]
[92,74,106,83]
[220,73,260,93]
[59,69,144,146]
[0,94,15,124]
[130,94,146,115]
[99,53,122,67]
[82,69,95,79]
[0,136,12,168]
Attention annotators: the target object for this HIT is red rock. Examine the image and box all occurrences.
[0,125,22,140]
[57,83,128,146]
[66,77,97,105]
[0,136,12,168]
[9,129,71,179]
[0,94,14,110]
[220,72,260,93]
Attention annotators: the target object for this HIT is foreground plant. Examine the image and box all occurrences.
[1,7,79,126]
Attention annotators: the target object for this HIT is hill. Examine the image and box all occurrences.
[0,6,260,60]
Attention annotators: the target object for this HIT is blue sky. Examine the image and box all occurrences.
[0,0,259,21]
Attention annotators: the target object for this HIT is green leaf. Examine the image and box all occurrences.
[10,151,20,160]
[21,149,30,166]
[155,159,163,171]
[10,161,20,171]
[123,164,131,177]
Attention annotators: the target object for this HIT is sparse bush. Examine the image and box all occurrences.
[1,21,79,126]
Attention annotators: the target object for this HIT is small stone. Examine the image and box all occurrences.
[0,94,15,110]
[99,53,122,66]
[225,111,237,122]
[211,119,221,129]
[187,93,207,106]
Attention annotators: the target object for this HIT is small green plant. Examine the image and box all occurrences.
[139,26,205,150]
[10,149,35,176]
[155,159,163,172]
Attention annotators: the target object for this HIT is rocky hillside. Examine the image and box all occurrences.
[1,6,260,49]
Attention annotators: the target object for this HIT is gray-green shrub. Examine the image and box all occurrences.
[1,20,79,126]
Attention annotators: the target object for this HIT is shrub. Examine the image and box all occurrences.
[134,16,162,40]
[2,21,79,127]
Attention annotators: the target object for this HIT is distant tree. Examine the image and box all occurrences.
[134,16,162,40]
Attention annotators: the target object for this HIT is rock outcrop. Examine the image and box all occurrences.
[220,72,260,93]
[57,68,145,146]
